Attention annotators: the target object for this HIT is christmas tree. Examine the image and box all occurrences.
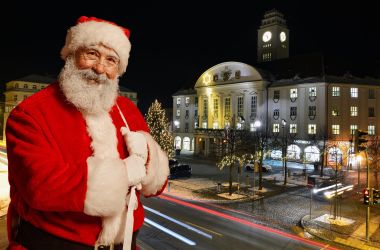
[145,100,174,158]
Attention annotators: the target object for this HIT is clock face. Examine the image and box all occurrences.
[280,31,286,42]
[262,31,272,42]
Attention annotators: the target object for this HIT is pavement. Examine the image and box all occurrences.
[1,152,380,250]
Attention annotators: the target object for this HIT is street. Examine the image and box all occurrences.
[139,195,335,250]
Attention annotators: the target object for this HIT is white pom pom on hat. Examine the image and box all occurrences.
[61,16,131,74]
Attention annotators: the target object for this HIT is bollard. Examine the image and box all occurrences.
[217,182,221,193]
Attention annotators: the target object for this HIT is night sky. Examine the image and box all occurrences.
[2,1,378,114]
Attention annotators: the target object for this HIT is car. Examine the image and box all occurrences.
[169,158,179,167]
[169,164,192,179]
[245,161,272,172]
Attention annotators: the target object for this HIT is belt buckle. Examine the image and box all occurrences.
[94,243,114,250]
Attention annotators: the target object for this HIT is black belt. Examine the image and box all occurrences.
[16,219,138,250]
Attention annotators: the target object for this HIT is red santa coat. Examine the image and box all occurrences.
[6,82,169,248]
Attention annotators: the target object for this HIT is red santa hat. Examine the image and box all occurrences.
[61,16,131,74]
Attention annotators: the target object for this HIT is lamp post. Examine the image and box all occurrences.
[282,119,288,185]
[253,120,262,196]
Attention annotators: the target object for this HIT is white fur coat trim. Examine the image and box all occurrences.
[83,111,126,244]
[140,132,169,196]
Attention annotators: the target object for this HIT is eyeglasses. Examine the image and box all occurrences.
[79,48,120,69]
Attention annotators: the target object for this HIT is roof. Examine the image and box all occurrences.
[172,88,196,96]
[119,85,136,92]
[255,52,380,80]
[15,74,56,84]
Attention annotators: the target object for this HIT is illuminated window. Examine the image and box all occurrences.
[203,99,208,117]
[273,124,280,133]
[290,88,298,99]
[185,97,190,106]
[237,96,244,117]
[176,97,181,106]
[350,125,357,135]
[290,124,297,134]
[309,87,317,97]
[332,107,339,116]
[224,97,231,115]
[369,107,375,117]
[176,110,180,117]
[350,88,358,98]
[202,122,207,129]
[332,125,340,135]
[332,86,340,97]
[308,124,316,134]
[368,125,375,135]
[213,98,219,118]
[350,106,358,116]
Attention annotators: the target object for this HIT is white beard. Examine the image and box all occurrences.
[58,56,119,114]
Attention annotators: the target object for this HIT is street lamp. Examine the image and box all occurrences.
[252,120,262,196]
[281,119,288,185]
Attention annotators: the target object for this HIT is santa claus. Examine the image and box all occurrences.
[6,16,169,250]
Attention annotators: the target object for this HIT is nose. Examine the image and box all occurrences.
[92,61,106,74]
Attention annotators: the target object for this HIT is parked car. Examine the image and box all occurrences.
[245,161,272,172]
[169,164,192,179]
[169,158,179,167]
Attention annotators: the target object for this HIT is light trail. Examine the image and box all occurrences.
[144,218,196,246]
[313,183,342,194]
[144,205,212,239]
[159,194,340,250]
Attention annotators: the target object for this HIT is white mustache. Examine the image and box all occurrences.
[79,69,108,84]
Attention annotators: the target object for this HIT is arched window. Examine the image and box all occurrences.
[327,147,343,167]
[174,136,182,150]
[287,144,301,160]
[183,137,191,150]
[270,150,282,160]
[304,146,320,162]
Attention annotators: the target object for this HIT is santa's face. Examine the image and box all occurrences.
[75,44,120,81]
[58,45,120,114]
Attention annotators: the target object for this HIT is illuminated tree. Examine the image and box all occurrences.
[145,100,174,158]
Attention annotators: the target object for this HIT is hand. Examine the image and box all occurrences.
[121,127,148,164]
[124,154,146,187]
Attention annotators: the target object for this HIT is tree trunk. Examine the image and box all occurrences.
[229,164,233,196]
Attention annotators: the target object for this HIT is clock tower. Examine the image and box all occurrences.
[257,9,289,63]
